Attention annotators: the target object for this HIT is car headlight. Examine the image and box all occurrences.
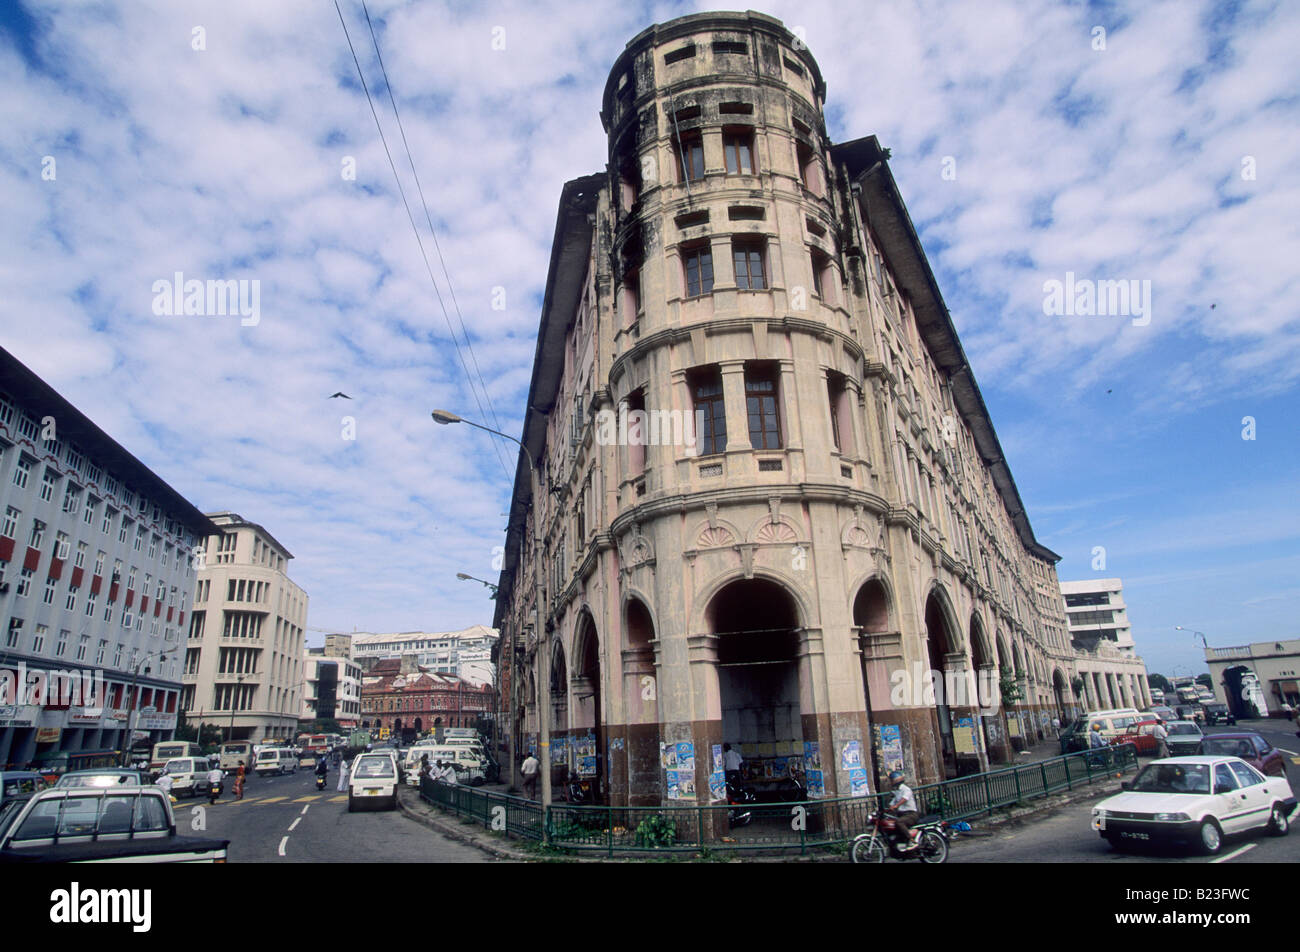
[1153,812,1189,821]
[1094,809,1107,818]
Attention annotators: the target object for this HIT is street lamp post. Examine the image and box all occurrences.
[434,410,549,820]
[227,674,246,741]
[121,649,170,767]
[456,573,500,749]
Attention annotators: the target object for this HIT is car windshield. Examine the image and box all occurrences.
[1168,724,1199,735]
[353,758,395,779]
[1131,763,1211,794]
[1201,738,1257,758]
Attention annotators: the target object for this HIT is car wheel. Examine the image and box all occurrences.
[1198,819,1223,855]
[1266,803,1290,837]
[347,795,356,813]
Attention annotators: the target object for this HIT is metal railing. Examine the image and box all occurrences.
[417,745,1138,857]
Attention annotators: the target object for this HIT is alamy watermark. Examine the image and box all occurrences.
[0,663,106,710]
[151,272,260,326]
[889,663,1000,715]
[1042,272,1151,327]
[594,405,704,451]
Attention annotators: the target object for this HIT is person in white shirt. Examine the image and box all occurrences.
[723,743,744,785]
[1151,719,1170,759]
[885,770,920,846]
[520,752,540,799]
[337,758,350,792]
[155,768,174,797]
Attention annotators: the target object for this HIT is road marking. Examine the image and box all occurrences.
[277,836,288,857]
[260,796,288,803]
[328,795,347,802]
[1211,844,1255,864]
[292,795,322,802]
[300,805,310,815]
[288,817,302,831]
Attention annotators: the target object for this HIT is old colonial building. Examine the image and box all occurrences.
[359,657,492,741]
[493,12,1082,806]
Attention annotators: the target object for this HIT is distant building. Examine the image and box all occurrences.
[302,650,363,728]
[359,656,492,740]
[1205,639,1300,718]
[0,346,215,768]
[181,513,308,742]
[339,626,498,686]
[1059,578,1151,711]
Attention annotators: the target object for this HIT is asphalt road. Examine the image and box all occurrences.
[169,766,494,863]
[947,718,1300,864]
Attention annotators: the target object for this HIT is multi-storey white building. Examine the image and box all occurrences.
[344,626,498,687]
[1060,578,1151,711]
[0,346,213,768]
[182,513,308,742]
[302,650,363,728]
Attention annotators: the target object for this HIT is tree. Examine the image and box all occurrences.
[1195,673,1213,689]
[1147,673,1171,692]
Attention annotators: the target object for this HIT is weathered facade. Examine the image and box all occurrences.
[494,12,1084,806]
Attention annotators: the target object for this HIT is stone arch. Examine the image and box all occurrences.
[852,575,894,633]
[691,566,814,635]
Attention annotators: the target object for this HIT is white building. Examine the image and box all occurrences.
[0,345,213,768]
[182,513,308,742]
[302,651,363,728]
[1205,639,1300,717]
[342,625,498,687]
[1060,579,1135,654]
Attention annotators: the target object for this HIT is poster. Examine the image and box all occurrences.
[954,715,977,755]
[666,769,683,800]
[579,755,597,777]
[805,769,824,798]
[660,742,677,769]
[711,744,723,772]
[668,768,695,799]
[1007,716,1022,738]
[675,741,695,772]
[878,724,904,774]
[708,771,727,802]
[551,735,568,764]
[848,768,869,797]
[840,739,862,770]
[803,741,821,771]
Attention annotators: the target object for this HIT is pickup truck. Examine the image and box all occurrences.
[0,785,229,863]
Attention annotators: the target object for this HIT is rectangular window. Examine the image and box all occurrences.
[683,246,714,297]
[723,131,755,175]
[40,469,58,503]
[690,367,728,456]
[676,134,705,183]
[827,373,846,452]
[2,506,18,539]
[74,542,87,568]
[16,567,33,598]
[32,625,46,654]
[76,634,88,661]
[29,520,45,549]
[65,587,78,612]
[42,577,56,605]
[54,532,69,560]
[6,618,22,649]
[103,507,115,534]
[148,535,157,558]
[12,457,31,489]
[733,239,767,290]
[83,497,97,526]
[94,551,105,576]
[56,629,69,656]
[119,517,130,544]
[61,484,79,515]
[745,364,783,450]
[133,527,144,552]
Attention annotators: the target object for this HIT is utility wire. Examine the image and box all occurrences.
[360,1,509,447]
[333,0,512,483]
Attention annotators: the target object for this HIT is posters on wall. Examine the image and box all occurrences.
[663,740,697,800]
[954,715,977,755]
[1007,716,1022,738]
[848,768,869,797]
[709,744,726,802]
[676,741,695,772]
[840,739,862,770]
[575,731,597,776]
[878,724,904,775]
[803,741,823,798]
[552,734,568,765]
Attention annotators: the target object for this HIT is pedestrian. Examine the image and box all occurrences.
[521,750,540,799]
[337,757,350,793]
[1051,716,1061,736]
[1151,719,1169,759]
[419,754,432,783]
[155,767,174,799]
[723,742,744,786]
[439,760,458,786]
[233,760,246,800]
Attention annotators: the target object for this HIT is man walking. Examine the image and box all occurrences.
[723,743,744,786]
[1152,719,1170,759]
[521,750,540,800]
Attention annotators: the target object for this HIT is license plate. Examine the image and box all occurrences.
[1121,832,1149,840]
[366,789,379,796]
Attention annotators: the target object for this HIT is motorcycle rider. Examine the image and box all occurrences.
[884,770,921,848]
[1088,723,1108,749]
[314,755,329,785]
[205,764,224,797]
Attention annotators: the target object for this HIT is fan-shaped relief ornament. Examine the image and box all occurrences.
[754,521,797,545]
[696,525,735,548]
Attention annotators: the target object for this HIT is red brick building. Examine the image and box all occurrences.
[359,658,492,740]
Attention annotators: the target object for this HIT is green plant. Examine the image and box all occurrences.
[634,815,677,848]
[1000,671,1024,706]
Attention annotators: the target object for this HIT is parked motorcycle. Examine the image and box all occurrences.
[851,810,950,863]
[566,771,596,804]
[726,776,757,828]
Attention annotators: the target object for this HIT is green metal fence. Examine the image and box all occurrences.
[418,744,1138,858]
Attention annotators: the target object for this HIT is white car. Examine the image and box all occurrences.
[1092,756,1297,855]
[348,753,399,812]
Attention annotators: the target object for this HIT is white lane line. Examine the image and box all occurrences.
[300,805,310,815]
[1211,843,1255,864]
[288,817,302,832]
[277,836,289,857]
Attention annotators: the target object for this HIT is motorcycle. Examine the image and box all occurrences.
[566,770,596,804]
[207,780,223,804]
[315,771,327,791]
[725,775,757,828]
[850,810,950,863]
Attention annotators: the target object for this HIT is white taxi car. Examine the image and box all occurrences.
[1092,756,1297,855]
[347,753,398,812]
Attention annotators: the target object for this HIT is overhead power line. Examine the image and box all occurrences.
[333,0,513,484]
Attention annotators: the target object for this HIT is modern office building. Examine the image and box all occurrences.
[181,512,308,742]
[1059,577,1150,712]
[0,346,214,768]
[302,650,364,729]
[490,12,1084,808]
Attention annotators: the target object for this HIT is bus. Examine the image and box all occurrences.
[218,740,255,771]
[150,741,202,774]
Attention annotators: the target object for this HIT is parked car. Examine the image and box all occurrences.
[1092,756,1296,854]
[254,748,298,776]
[1059,709,1142,753]
[1201,703,1236,726]
[0,785,229,863]
[1151,705,1179,724]
[0,771,48,806]
[161,757,210,798]
[1174,705,1204,725]
[348,753,398,811]
[1164,721,1205,756]
[1198,732,1287,778]
[54,769,150,789]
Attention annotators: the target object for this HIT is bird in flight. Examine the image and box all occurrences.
[329,392,352,399]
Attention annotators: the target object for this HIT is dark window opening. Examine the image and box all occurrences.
[676,134,705,183]
[665,44,696,65]
[712,40,748,56]
[732,239,767,291]
[690,368,727,456]
[683,245,714,297]
[723,131,755,175]
[745,364,782,450]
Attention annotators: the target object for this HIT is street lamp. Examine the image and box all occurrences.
[1175,626,1210,650]
[121,648,171,767]
[434,409,549,817]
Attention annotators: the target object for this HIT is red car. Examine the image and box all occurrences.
[1114,720,1161,755]
[1197,732,1288,777]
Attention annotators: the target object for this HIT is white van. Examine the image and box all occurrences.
[162,757,210,798]
[219,741,255,772]
[417,746,487,786]
[254,748,298,776]
[348,753,398,811]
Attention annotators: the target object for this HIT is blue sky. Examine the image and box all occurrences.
[1,0,1296,678]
